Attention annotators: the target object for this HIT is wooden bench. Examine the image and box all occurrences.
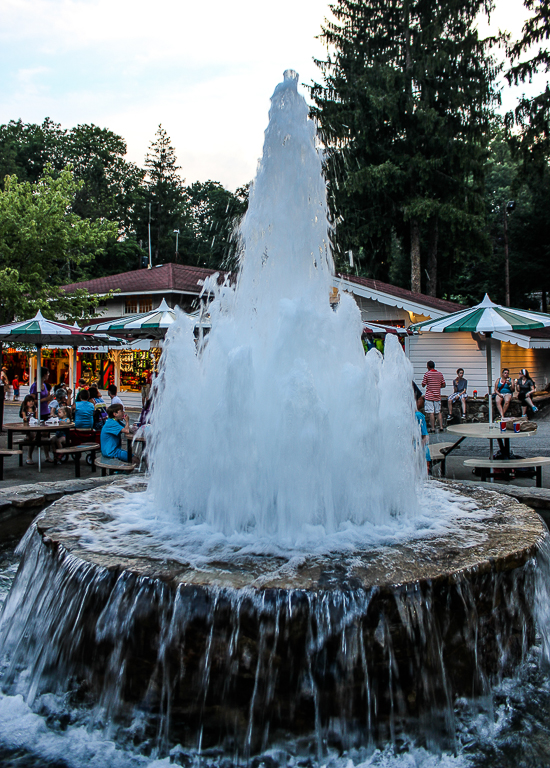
[54,444,98,478]
[0,449,23,481]
[428,442,455,475]
[95,456,135,477]
[463,456,550,487]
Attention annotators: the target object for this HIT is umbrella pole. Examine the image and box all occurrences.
[73,346,78,401]
[486,332,494,465]
[36,344,42,473]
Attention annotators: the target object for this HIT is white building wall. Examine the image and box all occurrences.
[408,332,501,396]
[500,344,550,390]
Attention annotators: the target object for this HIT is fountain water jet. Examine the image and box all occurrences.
[0,72,549,763]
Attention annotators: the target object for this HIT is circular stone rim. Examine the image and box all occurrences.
[34,478,549,592]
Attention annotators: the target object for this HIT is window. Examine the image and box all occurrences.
[124,296,153,314]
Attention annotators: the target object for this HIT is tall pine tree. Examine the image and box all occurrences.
[143,125,188,264]
[311,0,499,295]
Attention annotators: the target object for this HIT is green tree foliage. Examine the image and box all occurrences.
[311,0,499,295]
[181,181,249,270]
[140,125,189,265]
[506,0,550,164]
[0,167,116,322]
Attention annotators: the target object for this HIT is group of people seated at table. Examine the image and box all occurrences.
[17,368,146,465]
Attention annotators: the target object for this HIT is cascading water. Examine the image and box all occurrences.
[0,71,550,768]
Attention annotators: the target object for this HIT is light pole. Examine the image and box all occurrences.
[173,229,180,262]
[148,203,152,269]
[503,200,515,307]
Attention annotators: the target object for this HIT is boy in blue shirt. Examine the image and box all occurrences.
[101,404,130,461]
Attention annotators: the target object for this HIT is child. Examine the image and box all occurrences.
[100,404,130,461]
[415,395,430,475]
[51,405,71,458]
[19,395,37,465]
[12,374,20,401]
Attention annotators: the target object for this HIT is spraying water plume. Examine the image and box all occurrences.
[147,71,423,545]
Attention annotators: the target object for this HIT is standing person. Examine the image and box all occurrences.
[516,369,538,417]
[494,368,514,419]
[107,384,124,409]
[1,367,9,400]
[29,368,55,421]
[421,361,446,433]
[101,404,130,461]
[11,373,20,401]
[415,395,430,474]
[447,368,468,421]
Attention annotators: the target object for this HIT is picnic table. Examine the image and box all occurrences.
[444,422,547,485]
[4,422,75,472]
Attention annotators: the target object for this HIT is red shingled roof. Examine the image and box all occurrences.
[337,273,466,314]
[63,263,225,295]
[63,262,465,315]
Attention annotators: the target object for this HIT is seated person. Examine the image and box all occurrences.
[49,387,71,417]
[447,368,468,421]
[494,368,513,419]
[50,405,72,457]
[516,368,538,416]
[73,388,95,429]
[88,385,108,430]
[107,384,124,408]
[100,404,130,461]
[19,394,38,465]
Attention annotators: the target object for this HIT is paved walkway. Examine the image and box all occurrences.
[430,406,550,489]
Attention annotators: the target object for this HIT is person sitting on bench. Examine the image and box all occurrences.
[100,404,130,461]
[494,368,513,419]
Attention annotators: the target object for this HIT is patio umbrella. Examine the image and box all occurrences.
[0,310,120,470]
[410,293,550,424]
[363,321,412,336]
[83,298,176,339]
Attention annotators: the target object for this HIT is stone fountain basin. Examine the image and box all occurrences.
[2,478,547,751]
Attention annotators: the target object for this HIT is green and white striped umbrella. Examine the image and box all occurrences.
[410,294,550,424]
[411,294,550,334]
[83,298,176,339]
[84,298,211,339]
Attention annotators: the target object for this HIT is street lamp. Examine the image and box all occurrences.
[503,200,516,307]
[173,229,180,262]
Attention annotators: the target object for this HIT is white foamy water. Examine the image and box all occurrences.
[146,70,424,541]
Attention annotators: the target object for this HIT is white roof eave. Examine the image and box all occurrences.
[334,276,452,320]
[492,330,550,349]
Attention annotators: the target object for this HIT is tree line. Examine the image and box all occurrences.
[0,121,248,322]
[1,0,549,322]
[311,0,550,309]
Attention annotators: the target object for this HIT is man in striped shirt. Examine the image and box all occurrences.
[422,361,446,432]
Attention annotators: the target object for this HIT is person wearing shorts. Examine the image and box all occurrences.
[447,368,468,421]
[422,361,446,432]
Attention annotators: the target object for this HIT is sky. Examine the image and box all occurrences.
[1,0,547,192]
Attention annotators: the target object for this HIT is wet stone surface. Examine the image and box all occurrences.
[35,477,547,590]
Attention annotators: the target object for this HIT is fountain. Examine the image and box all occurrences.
[0,71,549,765]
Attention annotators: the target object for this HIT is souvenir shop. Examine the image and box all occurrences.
[119,345,162,392]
